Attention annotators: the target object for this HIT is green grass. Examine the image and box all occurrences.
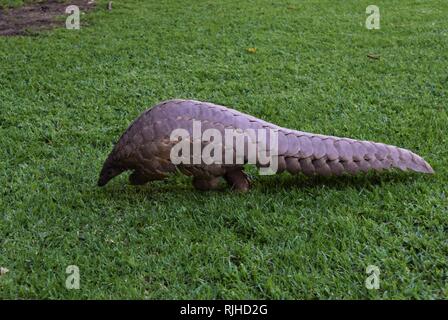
[0,0,447,299]
[0,0,25,7]
[0,0,68,9]
[0,0,39,8]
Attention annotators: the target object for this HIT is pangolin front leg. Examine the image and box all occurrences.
[129,170,166,185]
[129,171,150,185]
[98,99,434,191]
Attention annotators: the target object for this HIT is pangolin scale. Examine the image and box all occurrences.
[98,99,434,191]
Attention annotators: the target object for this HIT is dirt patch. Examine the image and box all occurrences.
[0,0,96,36]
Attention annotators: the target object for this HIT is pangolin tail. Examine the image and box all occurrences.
[280,132,434,176]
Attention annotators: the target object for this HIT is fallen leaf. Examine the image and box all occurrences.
[367,53,380,60]
[0,267,9,276]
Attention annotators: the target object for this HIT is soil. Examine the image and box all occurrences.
[0,0,96,36]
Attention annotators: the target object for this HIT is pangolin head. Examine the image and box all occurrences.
[97,154,125,187]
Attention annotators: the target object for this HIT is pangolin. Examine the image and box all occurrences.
[98,99,434,191]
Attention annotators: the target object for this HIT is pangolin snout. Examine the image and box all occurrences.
[98,160,124,187]
[97,177,108,187]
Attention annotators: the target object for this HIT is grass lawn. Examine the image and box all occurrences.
[0,0,40,8]
[0,0,447,299]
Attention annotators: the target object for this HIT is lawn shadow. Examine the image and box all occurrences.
[94,169,432,202]
[254,170,430,194]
